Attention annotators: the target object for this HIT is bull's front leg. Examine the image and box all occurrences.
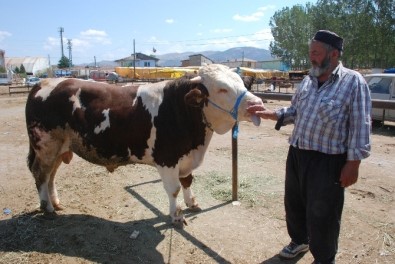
[157,166,186,226]
[179,174,201,212]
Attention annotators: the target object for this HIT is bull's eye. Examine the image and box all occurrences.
[218,88,227,94]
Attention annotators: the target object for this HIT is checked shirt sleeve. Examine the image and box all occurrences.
[347,75,372,160]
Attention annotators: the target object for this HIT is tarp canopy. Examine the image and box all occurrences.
[115,66,287,80]
[115,67,199,79]
[235,67,288,79]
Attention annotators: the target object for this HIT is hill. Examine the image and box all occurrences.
[80,47,274,68]
[156,47,273,67]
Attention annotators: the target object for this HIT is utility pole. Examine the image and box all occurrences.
[59,27,64,58]
[133,39,136,79]
[47,54,51,77]
[67,39,72,70]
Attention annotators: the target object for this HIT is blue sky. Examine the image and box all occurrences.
[1,0,310,64]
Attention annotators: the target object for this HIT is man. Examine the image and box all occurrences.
[247,30,371,263]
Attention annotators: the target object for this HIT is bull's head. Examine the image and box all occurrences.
[188,64,263,135]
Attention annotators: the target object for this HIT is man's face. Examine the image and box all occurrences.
[309,41,331,77]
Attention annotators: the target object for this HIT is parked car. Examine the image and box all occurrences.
[106,72,121,83]
[26,77,41,87]
[364,73,395,122]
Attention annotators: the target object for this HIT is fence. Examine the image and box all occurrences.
[230,92,395,201]
[8,85,33,95]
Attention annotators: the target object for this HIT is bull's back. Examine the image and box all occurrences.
[26,79,153,165]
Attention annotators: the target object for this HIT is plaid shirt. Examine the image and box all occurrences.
[276,63,371,160]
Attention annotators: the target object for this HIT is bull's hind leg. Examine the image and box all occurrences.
[180,174,201,212]
[48,156,64,210]
[28,128,68,214]
[30,153,63,214]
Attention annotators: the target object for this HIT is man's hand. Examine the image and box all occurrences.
[247,104,278,121]
[340,160,361,187]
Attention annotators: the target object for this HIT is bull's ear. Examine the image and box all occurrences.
[185,84,208,107]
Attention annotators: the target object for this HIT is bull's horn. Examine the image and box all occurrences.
[190,76,202,83]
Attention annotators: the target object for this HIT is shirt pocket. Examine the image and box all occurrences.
[296,90,310,107]
[318,98,342,123]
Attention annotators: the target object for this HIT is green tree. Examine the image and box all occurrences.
[20,64,26,74]
[372,0,395,68]
[58,56,71,68]
[269,0,395,70]
[0,66,5,73]
[269,4,313,70]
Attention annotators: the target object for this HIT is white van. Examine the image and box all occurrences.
[364,73,395,122]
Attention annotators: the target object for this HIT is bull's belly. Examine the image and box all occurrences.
[70,140,155,171]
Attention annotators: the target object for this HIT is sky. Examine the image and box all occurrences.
[0,0,310,65]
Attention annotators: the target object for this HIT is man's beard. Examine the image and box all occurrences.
[310,55,331,77]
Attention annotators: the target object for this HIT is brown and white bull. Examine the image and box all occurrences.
[25,64,263,224]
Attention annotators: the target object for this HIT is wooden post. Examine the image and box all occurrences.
[381,109,386,125]
[232,124,238,201]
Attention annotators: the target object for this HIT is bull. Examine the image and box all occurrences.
[25,64,263,225]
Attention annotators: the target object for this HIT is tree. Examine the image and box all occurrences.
[20,64,26,74]
[269,4,314,70]
[269,0,395,70]
[58,55,71,68]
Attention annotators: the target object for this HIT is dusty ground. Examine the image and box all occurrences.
[0,86,394,264]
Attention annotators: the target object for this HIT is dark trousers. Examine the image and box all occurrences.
[285,146,346,264]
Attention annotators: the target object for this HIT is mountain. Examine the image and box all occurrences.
[156,47,273,67]
[81,60,119,68]
[79,47,274,68]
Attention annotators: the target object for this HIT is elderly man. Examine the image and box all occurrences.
[248,30,371,263]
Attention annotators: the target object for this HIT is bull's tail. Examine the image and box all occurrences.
[27,143,36,172]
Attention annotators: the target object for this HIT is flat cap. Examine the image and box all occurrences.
[313,30,343,51]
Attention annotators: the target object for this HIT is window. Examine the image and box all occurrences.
[367,76,392,94]
[144,62,151,67]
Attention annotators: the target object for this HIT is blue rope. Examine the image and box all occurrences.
[207,90,247,139]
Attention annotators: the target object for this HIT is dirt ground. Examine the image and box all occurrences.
[0,86,394,264]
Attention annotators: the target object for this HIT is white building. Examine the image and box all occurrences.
[5,56,50,75]
[181,54,213,67]
[115,53,159,67]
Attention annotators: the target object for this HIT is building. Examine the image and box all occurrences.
[220,58,257,69]
[115,53,159,67]
[5,56,50,76]
[181,54,213,67]
[256,59,289,71]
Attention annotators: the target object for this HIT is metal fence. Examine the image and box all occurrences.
[253,92,395,110]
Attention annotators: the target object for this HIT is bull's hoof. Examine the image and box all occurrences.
[53,204,65,211]
[172,206,187,228]
[186,204,201,212]
[172,218,187,229]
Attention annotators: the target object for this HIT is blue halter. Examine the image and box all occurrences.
[207,90,247,139]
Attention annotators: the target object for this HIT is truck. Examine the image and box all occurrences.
[364,73,395,122]
[0,69,13,85]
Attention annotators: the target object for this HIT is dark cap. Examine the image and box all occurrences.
[313,30,343,51]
